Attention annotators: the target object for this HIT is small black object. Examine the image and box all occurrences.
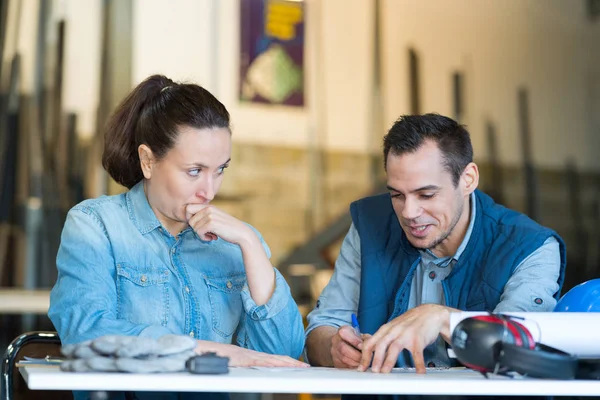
[576,358,600,380]
[499,342,577,380]
[186,353,229,375]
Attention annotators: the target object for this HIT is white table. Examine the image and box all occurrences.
[19,366,600,396]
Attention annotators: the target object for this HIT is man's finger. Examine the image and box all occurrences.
[340,355,360,368]
[380,341,403,373]
[339,326,363,348]
[370,339,391,373]
[412,349,426,374]
[357,346,373,372]
[356,333,371,350]
[338,342,362,364]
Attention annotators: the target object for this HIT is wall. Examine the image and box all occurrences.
[130,0,375,152]
[381,0,599,170]
[53,0,599,167]
[57,0,102,139]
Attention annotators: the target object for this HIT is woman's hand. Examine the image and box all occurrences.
[198,341,309,368]
[186,204,253,245]
[186,204,275,305]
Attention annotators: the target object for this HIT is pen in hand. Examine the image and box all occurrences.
[351,313,362,340]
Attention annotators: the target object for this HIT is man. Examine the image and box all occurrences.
[305,113,565,376]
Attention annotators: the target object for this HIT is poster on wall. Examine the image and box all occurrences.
[240,0,304,107]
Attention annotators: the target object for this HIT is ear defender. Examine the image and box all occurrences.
[451,314,578,379]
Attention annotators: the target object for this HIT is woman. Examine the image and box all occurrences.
[48,75,307,398]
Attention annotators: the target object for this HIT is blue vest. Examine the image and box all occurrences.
[346,191,562,400]
[350,189,566,337]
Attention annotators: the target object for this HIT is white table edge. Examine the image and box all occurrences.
[19,366,600,396]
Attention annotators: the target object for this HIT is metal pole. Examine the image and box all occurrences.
[453,72,463,123]
[209,0,219,96]
[486,120,504,204]
[518,87,539,221]
[306,0,325,235]
[0,0,9,81]
[409,48,420,115]
[370,0,383,182]
[565,159,588,281]
[20,0,50,331]
[0,54,20,283]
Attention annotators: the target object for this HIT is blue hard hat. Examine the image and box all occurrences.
[554,279,600,312]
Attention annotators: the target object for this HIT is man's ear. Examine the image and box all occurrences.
[138,144,155,179]
[461,162,479,195]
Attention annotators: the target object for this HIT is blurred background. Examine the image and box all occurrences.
[0,0,599,397]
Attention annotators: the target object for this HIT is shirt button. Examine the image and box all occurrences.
[189,331,194,337]
[226,281,232,289]
[140,275,147,283]
[428,271,436,279]
[185,286,190,293]
[171,248,176,254]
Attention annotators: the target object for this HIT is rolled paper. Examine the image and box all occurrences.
[449,311,600,358]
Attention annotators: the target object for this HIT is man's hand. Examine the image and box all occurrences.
[358,304,452,374]
[331,325,365,369]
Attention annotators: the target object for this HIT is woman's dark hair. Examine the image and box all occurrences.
[383,113,473,187]
[102,74,230,189]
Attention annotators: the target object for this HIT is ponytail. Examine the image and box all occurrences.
[102,75,174,189]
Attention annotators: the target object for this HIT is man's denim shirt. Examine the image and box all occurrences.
[49,181,304,359]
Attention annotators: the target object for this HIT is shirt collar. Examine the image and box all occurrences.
[126,181,162,235]
[420,191,476,263]
[453,191,476,260]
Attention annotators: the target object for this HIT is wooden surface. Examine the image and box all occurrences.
[0,288,50,314]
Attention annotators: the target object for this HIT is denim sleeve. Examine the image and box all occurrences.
[48,208,172,345]
[493,237,560,313]
[305,223,361,337]
[236,234,305,359]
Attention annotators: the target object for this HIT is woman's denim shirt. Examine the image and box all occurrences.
[49,181,304,359]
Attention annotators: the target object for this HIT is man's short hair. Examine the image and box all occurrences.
[383,113,473,187]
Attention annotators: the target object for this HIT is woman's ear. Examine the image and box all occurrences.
[138,144,155,179]
[461,162,479,195]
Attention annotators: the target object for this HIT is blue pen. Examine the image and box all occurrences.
[351,313,361,337]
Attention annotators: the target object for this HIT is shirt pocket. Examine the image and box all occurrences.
[204,274,245,338]
[116,263,170,327]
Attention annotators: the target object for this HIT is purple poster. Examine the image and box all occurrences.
[240,0,305,107]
